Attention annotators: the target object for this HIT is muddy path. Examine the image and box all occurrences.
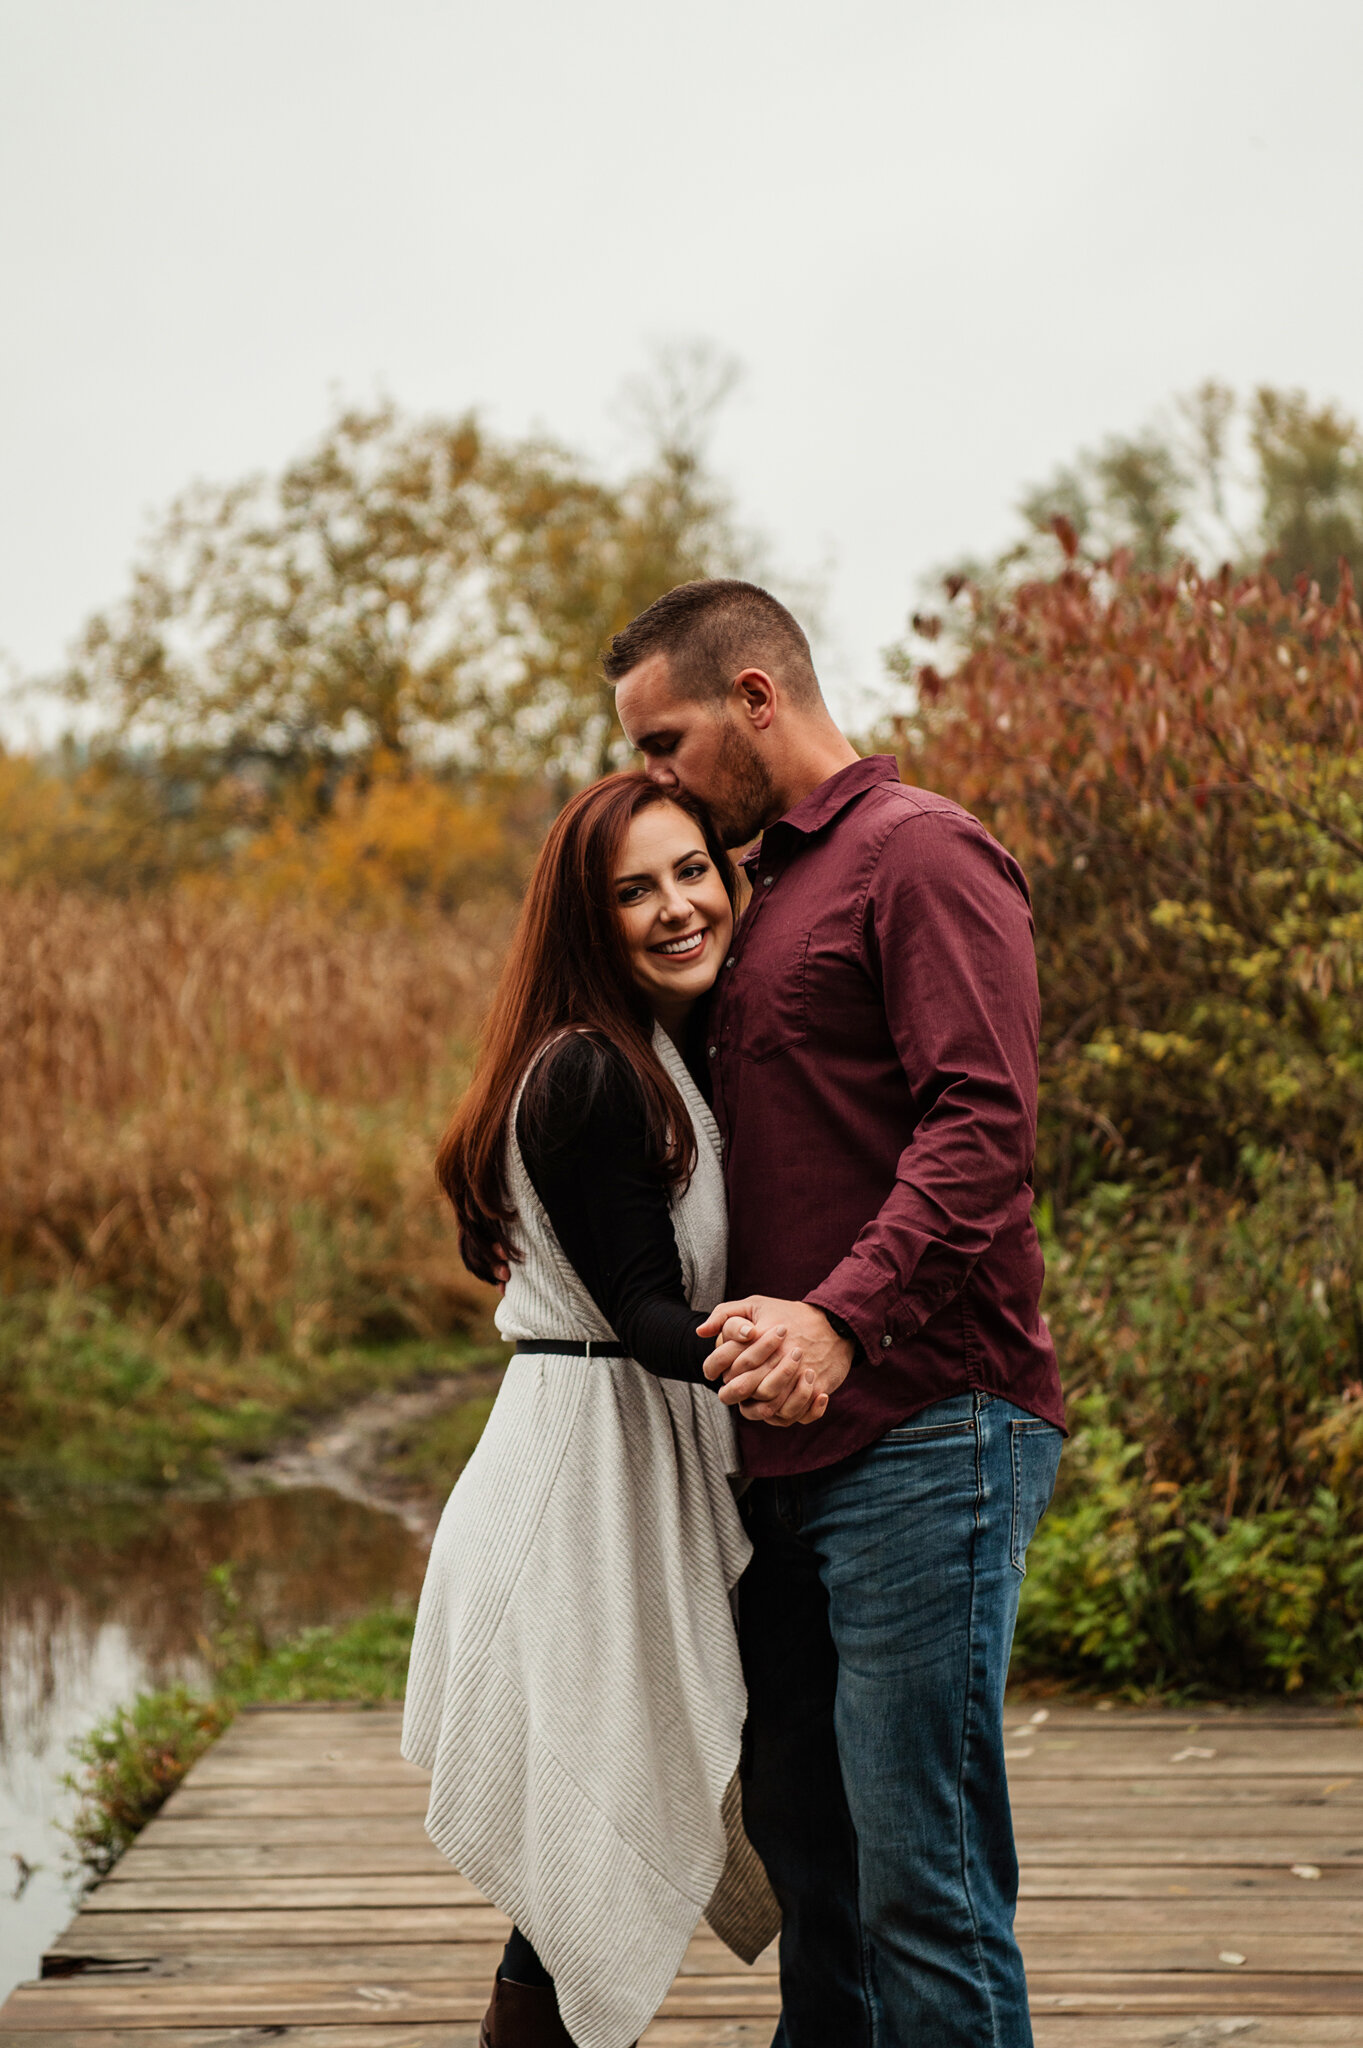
[228,1367,507,1543]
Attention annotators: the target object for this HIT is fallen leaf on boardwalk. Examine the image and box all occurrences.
[1218,1951,1247,1966]
[1291,1862,1323,1878]
[1029,1708,1050,1724]
[1172,1746,1216,1761]
[1005,1748,1035,1760]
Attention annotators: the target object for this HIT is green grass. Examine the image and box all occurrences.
[379,1388,499,1493]
[65,1599,417,1878]
[0,1286,497,1500]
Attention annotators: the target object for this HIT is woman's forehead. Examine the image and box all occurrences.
[616,802,701,870]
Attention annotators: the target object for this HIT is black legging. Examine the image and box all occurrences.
[501,1924,553,1988]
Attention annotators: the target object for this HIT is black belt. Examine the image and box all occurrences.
[514,1338,622,1356]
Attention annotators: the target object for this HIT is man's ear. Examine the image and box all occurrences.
[732,668,777,731]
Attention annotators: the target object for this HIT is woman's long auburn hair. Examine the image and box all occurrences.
[438,772,739,1284]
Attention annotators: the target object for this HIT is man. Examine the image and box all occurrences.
[607,580,1065,2048]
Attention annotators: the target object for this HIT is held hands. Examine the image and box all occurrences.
[698,1296,854,1427]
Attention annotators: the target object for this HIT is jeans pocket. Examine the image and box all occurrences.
[1010,1418,1062,1575]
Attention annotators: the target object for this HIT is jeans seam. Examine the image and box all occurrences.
[852,1821,879,2048]
[956,1391,1003,2044]
[1009,1423,1024,1575]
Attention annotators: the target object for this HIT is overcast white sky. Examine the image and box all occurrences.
[3,0,1362,741]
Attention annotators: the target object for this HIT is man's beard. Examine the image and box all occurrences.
[709,718,778,849]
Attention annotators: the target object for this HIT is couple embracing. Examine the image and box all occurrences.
[402,580,1066,2048]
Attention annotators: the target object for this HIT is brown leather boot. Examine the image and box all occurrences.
[478,1972,577,2047]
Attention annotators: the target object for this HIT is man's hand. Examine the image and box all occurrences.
[699,1296,853,1426]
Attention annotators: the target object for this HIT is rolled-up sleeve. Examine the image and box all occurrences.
[805,812,1041,1358]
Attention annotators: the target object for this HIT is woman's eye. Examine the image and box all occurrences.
[679,863,708,881]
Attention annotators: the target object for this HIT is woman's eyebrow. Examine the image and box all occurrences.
[613,849,707,886]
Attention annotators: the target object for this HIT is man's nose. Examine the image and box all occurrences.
[646,760,679,789]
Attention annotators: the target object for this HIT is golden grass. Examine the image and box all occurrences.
[2,886,509,1350]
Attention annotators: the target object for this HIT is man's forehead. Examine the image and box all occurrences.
[614,653,693,743]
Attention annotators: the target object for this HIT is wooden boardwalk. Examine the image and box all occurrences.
[5,1702,1363,2045]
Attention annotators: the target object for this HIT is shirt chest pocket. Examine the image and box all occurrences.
[741,930,810,1062]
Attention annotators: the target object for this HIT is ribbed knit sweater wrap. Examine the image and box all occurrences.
[402,1025,779,2048]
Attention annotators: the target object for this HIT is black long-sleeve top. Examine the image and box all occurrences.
[515,1033,714,1384]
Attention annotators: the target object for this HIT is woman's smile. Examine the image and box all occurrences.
[651,927,708,960]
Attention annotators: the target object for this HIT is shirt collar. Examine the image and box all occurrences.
[741,754,901,868]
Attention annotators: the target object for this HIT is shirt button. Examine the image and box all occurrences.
[725,955,735,968]
[762,876,773,888]
[707,1044,717,1058]
[880,1334,893,1350]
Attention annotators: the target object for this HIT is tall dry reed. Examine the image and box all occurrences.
[2,887,509,1350]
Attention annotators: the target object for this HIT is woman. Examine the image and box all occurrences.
[402,774,822,2048]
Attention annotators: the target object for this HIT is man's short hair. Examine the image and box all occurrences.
[603,579,821,708]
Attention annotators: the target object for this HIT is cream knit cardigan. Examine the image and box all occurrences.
[402,1026,778,2048]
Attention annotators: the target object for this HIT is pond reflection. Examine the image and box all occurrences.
[0,1487,428,2003]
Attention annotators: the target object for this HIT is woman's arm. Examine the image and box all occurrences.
[516,1035,712,1383]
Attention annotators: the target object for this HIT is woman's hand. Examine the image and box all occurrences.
[703,1315,829,1427]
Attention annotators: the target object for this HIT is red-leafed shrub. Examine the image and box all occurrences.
[895,558,1363,1202]
[891,559,1363,1693]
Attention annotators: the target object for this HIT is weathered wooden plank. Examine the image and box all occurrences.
[1030,2025,1363,2046]
[1010,1779,1363,1806]
[134,1813,437,1847]
[71,1879,1363,1931]
[185,1733,1363,1787]
[41,1925,1363,1975]
[0,2033,486,2046]
[41,1944,507,1984]
[1007,1751,1363,1780]
[1012,1795,1363,1828]
[1023,1933,1363,1968]
[47,1908,509,1949]
[1024,1972,1363,2013]
[1018,1864,1363,1895]
[9,2025,1363,2048]
[0,1979,786,2024]
[83,1875,485,1912]
[186,1761,427,1789]
[156,1777,1363,1821]
[0,2030,765,2048]
[39,1944,776,1986]
[1015,1843,1358,1875]
[102,1842,459,1881]
[159,1784,432,1818]
[1006,1708,1363,1729]
[1015,1899,1363,1935]
[110,1836,1363,1889]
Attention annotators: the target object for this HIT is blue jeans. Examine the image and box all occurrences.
[738,1393,1062,2048]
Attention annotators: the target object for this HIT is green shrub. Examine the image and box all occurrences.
[1016,1162,1363,1694]
[65,1686,234,1877]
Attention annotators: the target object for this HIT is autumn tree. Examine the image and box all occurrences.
[942,382,1363,601]
[62,349,749,792]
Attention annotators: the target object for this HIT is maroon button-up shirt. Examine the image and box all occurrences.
[707,754,1064,1476]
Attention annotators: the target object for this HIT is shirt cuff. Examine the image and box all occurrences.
[812,1305,866,1368]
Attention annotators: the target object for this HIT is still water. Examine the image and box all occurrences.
[0,1487,429,2003]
